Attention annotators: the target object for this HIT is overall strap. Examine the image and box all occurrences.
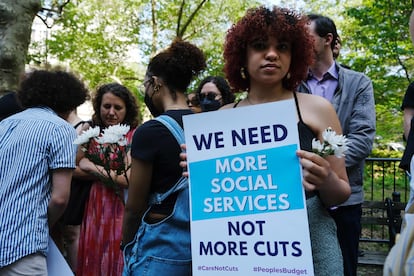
[155,115,185,145]
[150,115,187,205]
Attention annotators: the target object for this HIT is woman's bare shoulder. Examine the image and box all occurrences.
[295,92,342,134]
[296,93,335,113]
[296,92,330,105]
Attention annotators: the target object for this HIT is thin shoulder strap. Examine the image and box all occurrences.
[293,92,304,123]
[150,115,187,205]
[73,120,86,129]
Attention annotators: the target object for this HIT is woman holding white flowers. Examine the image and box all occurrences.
[76,82,139,276]
[179,6,351,275]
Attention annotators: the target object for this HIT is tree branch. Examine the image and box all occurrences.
[177,0,207,38]
[151,0,158,56]
[176,0,185,38]
[37,0,71,28]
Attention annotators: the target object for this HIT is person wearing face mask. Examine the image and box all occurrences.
[76,83,139,276]
[121,39,206,275]
[196,75,235,112]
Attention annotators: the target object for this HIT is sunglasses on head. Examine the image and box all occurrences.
[199,92,221,101]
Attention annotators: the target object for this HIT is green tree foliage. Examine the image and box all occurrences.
[338,0,414,147]
[32,0,261,93]
[29,0,414,150]
[301,0,413,151]
[39,0,144,90]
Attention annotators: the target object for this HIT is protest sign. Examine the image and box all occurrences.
[47,236,74,276]
[183,99,314,275]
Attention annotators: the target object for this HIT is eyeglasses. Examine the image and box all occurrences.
[138,79,152,96]
[199,92,221,101]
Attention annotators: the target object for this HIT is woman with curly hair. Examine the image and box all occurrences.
[0,70,88,274]
[220,6,350,275]
[122,38,206,275]
[76,83,139,276]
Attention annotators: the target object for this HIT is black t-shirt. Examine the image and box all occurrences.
[0,92,23,121]
[401,82,414,171]
[131,109,193,213]
[402,82,414,110]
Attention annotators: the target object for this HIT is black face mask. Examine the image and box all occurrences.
[144,92,162,117]
[200,98,221,112]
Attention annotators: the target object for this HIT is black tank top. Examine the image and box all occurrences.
[293,92,316,152]
[233,93,317,199]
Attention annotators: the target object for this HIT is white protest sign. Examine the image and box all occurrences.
[47,236,74,276]
[183,99,314,275]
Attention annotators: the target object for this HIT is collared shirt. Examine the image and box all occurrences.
[0,107,76,267]
[306,62,339,102]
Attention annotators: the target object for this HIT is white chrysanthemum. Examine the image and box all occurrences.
[118,137,128,146]
[333,136,349,157]
[104,124,130,136]
[322,127,337,144]
[96,132,122,144]
[313,127,349,157]
[334,144,348,157]
[73,126,100,144]
[312,138,324,153]
[95,124,130,144]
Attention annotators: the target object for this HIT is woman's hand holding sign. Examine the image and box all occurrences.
[179,144,189,178]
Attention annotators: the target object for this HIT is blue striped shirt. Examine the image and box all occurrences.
[0,107,77,267]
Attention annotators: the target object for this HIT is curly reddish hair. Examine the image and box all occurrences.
[223,6,314,92]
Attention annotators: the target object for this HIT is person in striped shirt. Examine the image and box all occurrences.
[0,69,88,275]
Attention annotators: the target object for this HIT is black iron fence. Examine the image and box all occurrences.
[364,157,409,202]
[360,157,408,251]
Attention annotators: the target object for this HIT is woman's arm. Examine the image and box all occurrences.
[78,156,130,188]
[122,158,152,245]
[298,94,351,207]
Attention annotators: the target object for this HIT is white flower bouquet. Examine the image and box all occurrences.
[312,127,349,158]
[74,124,131,202]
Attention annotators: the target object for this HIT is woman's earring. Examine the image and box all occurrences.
[286,72,291,80]
[240,67,247,79]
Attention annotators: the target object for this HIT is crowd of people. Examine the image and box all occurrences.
[1,4,413,276]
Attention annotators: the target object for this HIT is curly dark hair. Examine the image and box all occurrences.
[195,76,235,105]
[18,70,88,113]
[91,82,139,128]
[146,38,206,98]
[223,6,314,92]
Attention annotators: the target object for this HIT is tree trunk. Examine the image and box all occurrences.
[0,0,41,95]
